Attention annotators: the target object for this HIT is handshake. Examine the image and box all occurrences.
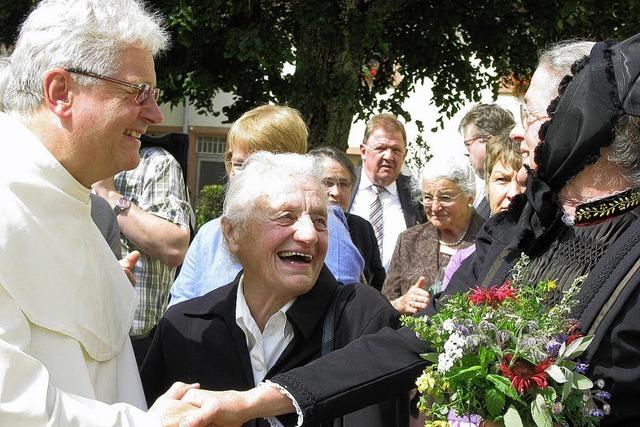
[147,382,293,427]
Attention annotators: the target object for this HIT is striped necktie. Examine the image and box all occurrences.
[369,185,384,259]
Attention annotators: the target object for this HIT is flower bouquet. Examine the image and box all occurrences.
[402,255,611,427]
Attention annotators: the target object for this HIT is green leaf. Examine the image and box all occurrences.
[559,335,594,359]
[573,373,594,390]
[486,387,506,418]
[545,364,567,383]
[504,404,524,427]
[422,353,438,363]
[561,368,574,402]
[448,365,482,380]
[486,374,526,405]
[531,394,552,427]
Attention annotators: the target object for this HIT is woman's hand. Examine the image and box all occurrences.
[391,276,430,314]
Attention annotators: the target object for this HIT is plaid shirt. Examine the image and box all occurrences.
[115,147,193,337]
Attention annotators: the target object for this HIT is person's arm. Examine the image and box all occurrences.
[325,206,365,283]
[0,286,204,427]
[94,176,189,267]
[180,325,429,426]
[94,152,193,268]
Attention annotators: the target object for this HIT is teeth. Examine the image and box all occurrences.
[279,251,312,261]
[124,129,142,138]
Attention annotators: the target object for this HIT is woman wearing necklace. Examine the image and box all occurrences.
[382,155,484,315]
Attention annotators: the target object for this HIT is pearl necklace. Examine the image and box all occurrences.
[438,227,468,247]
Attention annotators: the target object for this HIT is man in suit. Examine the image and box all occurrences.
[458,104,515,219]
[349,113,424,271]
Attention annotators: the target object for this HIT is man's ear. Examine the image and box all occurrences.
[42,69,73,118]
[359,143,367,160]
[220,217,241,255]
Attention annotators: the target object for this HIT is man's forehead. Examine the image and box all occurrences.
[367,129,405,146]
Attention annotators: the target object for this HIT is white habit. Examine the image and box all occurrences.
[0,113,159,426]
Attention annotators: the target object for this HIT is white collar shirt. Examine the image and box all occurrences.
[235,276,295,387]
[350,169,407,271]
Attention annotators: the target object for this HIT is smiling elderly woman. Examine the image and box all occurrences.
[382,156,485,315]
[141,151,408,427]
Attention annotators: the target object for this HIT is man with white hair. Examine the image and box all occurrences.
[0,0,211,425]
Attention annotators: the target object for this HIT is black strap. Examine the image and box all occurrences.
[321,284,355,356]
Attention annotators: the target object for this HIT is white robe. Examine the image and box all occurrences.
[0,113,159,426]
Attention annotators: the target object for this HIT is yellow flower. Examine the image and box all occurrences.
[416,371,436,393]
[545,280,557,292]
[425,421,449,427]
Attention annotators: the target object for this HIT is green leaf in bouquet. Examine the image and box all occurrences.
[439,405,450,415]
[486,374,526,405]
[486,387,506,418]
[558,335,593,360]
[560,368,574,402]
[545,364,567,383]
[531,394,553,427]
[448,365,482,380]
[572,373,594,390]
[421,352,438,363]
[504,404,525,427]
[558,360,576,371]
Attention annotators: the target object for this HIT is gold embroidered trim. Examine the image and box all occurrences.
[574,187,640,225]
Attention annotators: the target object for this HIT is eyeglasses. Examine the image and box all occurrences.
[421,192,464,206]
[66,68,159,105]
[321,177,352,190]
[519,104,549,129]
[463,135,485,148]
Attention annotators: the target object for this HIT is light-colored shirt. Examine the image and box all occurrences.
[235,276,295,386]
[115,147,193,337]
[169,205,364,307]
[350,171,407,271]
[472,173,485,209]
[0,113,156,426]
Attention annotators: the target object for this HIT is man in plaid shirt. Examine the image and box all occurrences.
[95,145,193,366]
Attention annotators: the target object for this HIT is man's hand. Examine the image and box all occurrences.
[391,276,431,314]
[179,385,295,427]
[119,250,140,286]
[147,382,202,427]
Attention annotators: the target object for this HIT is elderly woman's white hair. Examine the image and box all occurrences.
[415,155,476,199]
[223,151,327,234]
[3,0,169,114]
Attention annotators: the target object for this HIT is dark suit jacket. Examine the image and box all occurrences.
[346,213,386,290]
[475,196,490,220]
[141,266,408,427]
[348,166,425,228]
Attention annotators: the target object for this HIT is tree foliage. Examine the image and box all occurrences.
[1,1,639,150]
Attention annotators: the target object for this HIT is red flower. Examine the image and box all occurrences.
[499,355,553,394]
[566,322,583,345]
[469,281,517,306]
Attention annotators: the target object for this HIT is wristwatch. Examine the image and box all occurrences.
[113,197,131,216]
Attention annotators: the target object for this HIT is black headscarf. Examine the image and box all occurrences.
[512,33,640,249]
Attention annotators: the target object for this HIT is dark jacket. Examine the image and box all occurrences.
[141,266,408,427]
[346,213,386,290]
[271,205,640,426]
[348,166,425,228]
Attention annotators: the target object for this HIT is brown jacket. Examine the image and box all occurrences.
[382,211,485,300]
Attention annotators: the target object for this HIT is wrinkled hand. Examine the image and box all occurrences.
[391,276,431,314]
[147,382,201,427]
[119,250,140,286]
[179,389,251,427]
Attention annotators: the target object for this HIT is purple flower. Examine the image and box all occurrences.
[595,390,611,400]
[546,339,562,356]
[454,323,470,336]
[575,362,589,374]
[589,409,605,417]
